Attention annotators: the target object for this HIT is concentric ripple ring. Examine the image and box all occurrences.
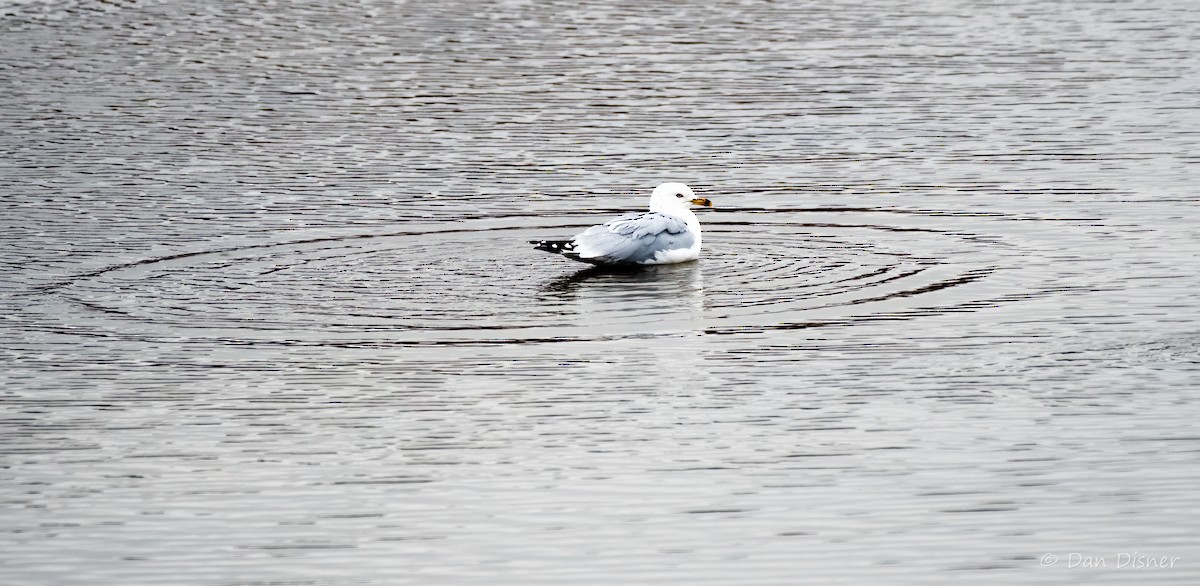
[26,209,1051,347]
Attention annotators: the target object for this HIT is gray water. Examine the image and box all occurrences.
[2,0,1198,584]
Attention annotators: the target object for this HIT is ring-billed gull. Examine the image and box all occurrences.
[531,182,713,266]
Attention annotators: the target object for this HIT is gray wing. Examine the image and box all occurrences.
[570,212,694,264]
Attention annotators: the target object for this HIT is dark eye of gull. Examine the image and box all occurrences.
[676,193,684,198]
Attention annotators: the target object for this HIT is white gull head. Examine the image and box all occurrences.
[649,182,706,217]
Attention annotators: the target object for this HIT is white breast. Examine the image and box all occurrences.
[642,217,702,265]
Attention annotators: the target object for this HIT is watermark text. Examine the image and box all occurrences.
[1040,552,1181,569]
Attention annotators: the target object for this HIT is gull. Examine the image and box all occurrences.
[531,182,713,266]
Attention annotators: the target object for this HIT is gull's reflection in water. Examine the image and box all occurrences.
[540,262,707,325]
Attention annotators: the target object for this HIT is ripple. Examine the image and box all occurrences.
[24,209,1055,346]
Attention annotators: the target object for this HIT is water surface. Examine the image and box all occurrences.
[2,0,1198,584]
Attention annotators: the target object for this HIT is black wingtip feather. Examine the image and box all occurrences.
[532,239,576,255]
